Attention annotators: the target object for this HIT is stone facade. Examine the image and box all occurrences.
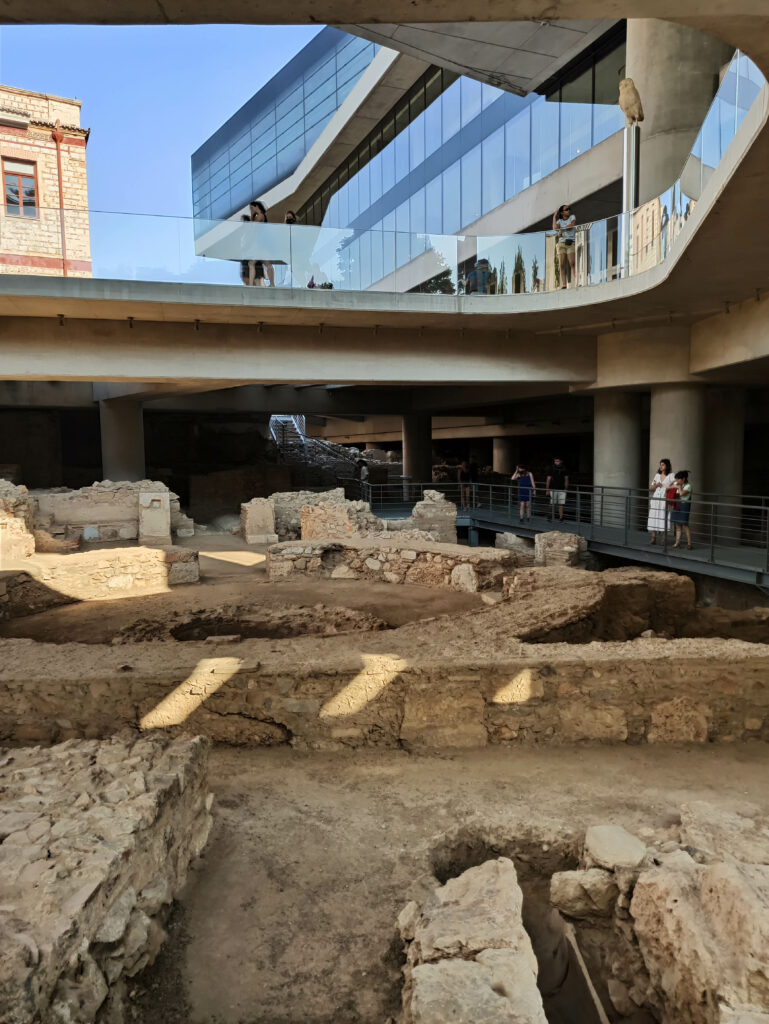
[267,537,516,592]
[0,84,91,278]
[299,490,456,544]
[398,858,548,1024]
[1,630,767,749]
[0,733,213,1023]
[240,497,278,544]
[0,546,199,619]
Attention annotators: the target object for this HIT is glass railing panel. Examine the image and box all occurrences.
[472,233,547,294]
[394,232,459,295]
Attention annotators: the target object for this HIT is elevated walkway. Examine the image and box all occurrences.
[367,481,769,587]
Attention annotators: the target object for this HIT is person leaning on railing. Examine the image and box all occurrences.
[553,204,577,289]
[670,470,693,550]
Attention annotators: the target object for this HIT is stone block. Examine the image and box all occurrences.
[450,562,478,592]
[584,825,646,870]
[550,868,618,918]
[648,697,710,743]
[558,702,628,742]
[241,497,278,544]
[138,491,171,546]
[401,690,487,749]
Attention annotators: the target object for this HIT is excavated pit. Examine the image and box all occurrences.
[114,602,391,643]
[429,831,617,1024]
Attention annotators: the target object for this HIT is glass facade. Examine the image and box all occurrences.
[191,27,378,225]
[298,26,627,251]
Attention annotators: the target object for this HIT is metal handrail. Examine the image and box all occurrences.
[360,479,769,575]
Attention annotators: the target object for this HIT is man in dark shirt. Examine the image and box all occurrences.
[546,457,569,521]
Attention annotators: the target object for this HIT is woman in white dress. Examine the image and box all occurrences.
[648,458,675,545]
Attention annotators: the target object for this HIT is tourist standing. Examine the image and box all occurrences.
[553,204,577,288]
[671,470,693,549]
[238,214,253,286]
[512,464,535,522]
[249,200,275,287]
[546,457,569,521]
[647,458,675,545]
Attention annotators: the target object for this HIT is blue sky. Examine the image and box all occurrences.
[0,24,320,218]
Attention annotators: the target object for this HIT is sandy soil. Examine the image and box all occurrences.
[128,743,769,1024]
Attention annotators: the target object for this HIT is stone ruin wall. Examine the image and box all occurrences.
[0,733,213,1024]
[267,488,457,544]
[1,478,195,563]
[267,537,515,592]
[0,547,199,620]
[1,633,767,749]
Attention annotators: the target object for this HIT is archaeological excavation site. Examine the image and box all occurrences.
[1,475,768,1024]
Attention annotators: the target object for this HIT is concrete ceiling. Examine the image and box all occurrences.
[340,20,617,95]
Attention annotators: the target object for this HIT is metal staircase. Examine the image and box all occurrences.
[268,414,360,473]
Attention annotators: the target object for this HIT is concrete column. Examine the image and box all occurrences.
[593,391,643,490]
[626,20,732,202]
[402,414,432,482]
[99,400,145,481]
[649,384,706,488]
[492,436,519,476]
[704,389,745,497]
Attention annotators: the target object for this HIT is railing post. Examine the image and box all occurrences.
[709,501,716,564]
[507,484,512,519]
[764,505,769,573]
[576,489,581,536]
[623,493,629,546]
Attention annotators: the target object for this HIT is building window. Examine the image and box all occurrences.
[3,160,38,218]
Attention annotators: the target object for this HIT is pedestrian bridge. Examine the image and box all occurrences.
[366,481,769,588]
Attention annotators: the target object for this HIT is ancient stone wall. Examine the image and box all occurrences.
[0,733,212,1023]
[31,480,189,545]
[0,480,35,563]
[398,858,547,1024]
[268,537,516,592]
[1,632,767,749]
[534,531,589,567]
[0,546,199,619]
[270,488,347,540]
[300,499,438,544]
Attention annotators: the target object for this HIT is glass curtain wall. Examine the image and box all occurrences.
[298,30,627,288]
[191,28,378,227]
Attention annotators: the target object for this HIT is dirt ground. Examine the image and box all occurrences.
[128,743,769,1024]
[0,535,484,644]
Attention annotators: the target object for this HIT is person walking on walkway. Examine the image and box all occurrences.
[647,458,675,544]
[546,457,569,521]
[512,464,535,522]
[671,470,693,549]
[553,204,577,288]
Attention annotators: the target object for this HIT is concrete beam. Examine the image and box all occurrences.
[0,317,597,386]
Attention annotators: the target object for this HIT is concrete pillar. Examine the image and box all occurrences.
[704,389,745,497]
[99,400,145,481]
[649,385,706,488]
[593,391,643,491]
[705,388,745,541]
[402,414,432,482]
[492,436,519,476]
[626,20,733,202]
